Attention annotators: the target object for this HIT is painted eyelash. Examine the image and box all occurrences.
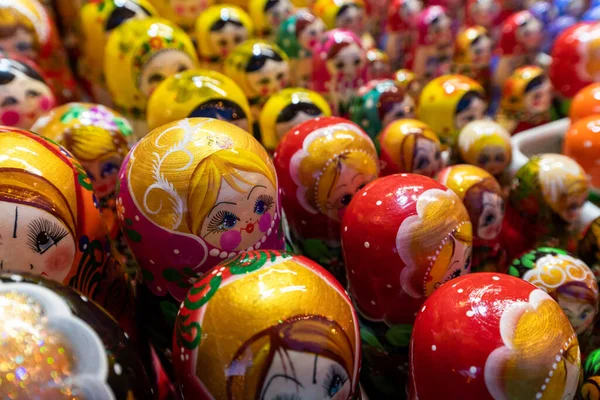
[323,363,348,398]
[256,194,274,211]
[27,217,68,254]
[206,210,240,234]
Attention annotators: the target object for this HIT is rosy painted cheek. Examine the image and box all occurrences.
[220,230,242,251]
[175,5,185,14]
[259,213,271,232]
[39,96,54,111]
[44,247,72,277]
[1,110,20,126]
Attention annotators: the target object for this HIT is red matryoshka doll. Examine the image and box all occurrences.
[494,10,546,91]
[0,127,133,328]
[0,272,154,399]
[452,26,493,93]
[564,115,600,203]
[173,251,362,400]
[497,65,553,135]
[273,117,379,284]
[0,54,55,129]
[505,154,589,261]
[117,118,284,365]
[569,83,600,123]
[385,0,422,68]
[249,0,294,39]
[365,49,392,81]
[0,0,78,103]
[394,68,422,102]
[438,164,506,273]
[341,173,472,398]
[409,273,581,400]
[418,74,487,148]
[465,0,500,38]
[379,118,443,177]
[406,6,454,84]
[311,29,367,116]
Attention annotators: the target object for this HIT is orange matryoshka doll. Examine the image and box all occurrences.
[452,25,493,94]
[117,118,284,365]
[563,115,600,204]
[0,126,133,328]
[0,0,79,103]
[173,251,362,400]
[569,82,600,123]
[104,17,198,139]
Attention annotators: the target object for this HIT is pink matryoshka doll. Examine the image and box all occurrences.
[311,29,367,116]
[273,116,379,285]
[438,164,506,273]
[409,273,581,399]
[341,173,472,398]
[405,6,454,84]
[117,118,284,365]
[385,0,422,69]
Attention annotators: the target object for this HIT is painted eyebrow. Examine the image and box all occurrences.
[207,201,237,217]
[351,172,364,183]
[247,184,267,200]
[260,374,303,400]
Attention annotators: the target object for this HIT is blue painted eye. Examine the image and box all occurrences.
[328,375,344,396]
[101,162,119,178]
[222,212,238,229]
[254,199,266,215]
[581,312,588,320]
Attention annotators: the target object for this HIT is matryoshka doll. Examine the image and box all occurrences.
[276,9,326,87]
[581,348,600,400]
[313,0,367,38]
[378,118,443,177]
[104,17,198,138]
[564,116,600,202]
[544,14,577,55]
[273,117,379,284]
[465,0,500,39]
[555,0,586,18]
[349,79,415,144]
[147,0,213,32]
[249,0,294,39]
[497,65,553,135]
[385,0,422,69]
[147,69,252,132]
[0,54,55,129]
[173,251,361,400]
[457,119,512,180]
[509,247,599,352]
[0,127,132,327]
[224,40,290,126]
[259,87,331,152]
[569,83,600,123]
[311,29,367,116]
[438,164,506,273]
[79,0,158,105]
[406,6,454,84]
[394,68,421,102]
[409,273,581,399]
[341,173,472,398]
[0,272,154,399]
[117,118,284,365]
[505,154,589,261]
[0,0,78,103]
[452,26,493,94]
[418,74,487,148]
[195,5,253,72]
[365,48,392,81]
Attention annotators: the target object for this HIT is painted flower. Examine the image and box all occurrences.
[150,37,163,50]
[116,197,126,221]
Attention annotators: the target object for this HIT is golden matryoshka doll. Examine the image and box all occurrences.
[313,0,366,37]
[147,69,252,132]
[378,118,443,177]
[497,65,553,135]
[505,154,589,262]
[104,17,198,139]
[366,48,392,82]
[452,25,493,93]
[0,0,79,103]
[173,251,361,400]
[418,74,487,148]
[148,0,214,32]
[0,127,132,327]
[249,0,294,38]
[273,117,379,284]
[79,0,158,105]
[195,5,254,72]
[259,87,331,152]
[224,40,290,123]
[117,118,284,363]
[438,164,506,273]
[457,119,512,179]
[394,68,421,103]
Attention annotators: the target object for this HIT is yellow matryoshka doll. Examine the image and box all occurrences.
[418,74,487,148]
[195,5,254,72]
[395,68,422,103]
[313,0,367,39]
[147,69,252,131]
[30,103,136,273]
[0,126,133,330]
[148,0,214,32]
[259,87,331,152]
[116,118,285,365]
[452,25,493,94]
[104,17,198,139]
[249,0,294,38]
[79,0,158,105]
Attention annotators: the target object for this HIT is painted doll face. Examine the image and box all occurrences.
[276,110,324,139]
[381,96,416,128]
[323,162,374,221]
[477,191,504,240]
[469,35,492,67]
[246,59,289,97]
[470,0,496,27]
[172,0,203,19]
[557,187,588,223]
[260,350,351,400]
[209,23,249,57]
[429,235,472,293]
[0,70,54,129]
[412,136,442,177]
[266,0,293,28]
[138,50,195,98]
[516,17,543,51]
[400,0,422,23]
[327,43,365,79]
[428,12,452,46]
[476,145,508,176]
[0,27,36,59]
[0,202,75,282]
[200,171,276,252]
[523,80,552,114]
[81,157,122,199]
[298,19,326,50]
[454,96,486,131]
[558,294,596,335]
[335,5,365,32]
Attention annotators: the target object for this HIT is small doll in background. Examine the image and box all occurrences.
[453,26,493,94]
[385,0,422,68]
